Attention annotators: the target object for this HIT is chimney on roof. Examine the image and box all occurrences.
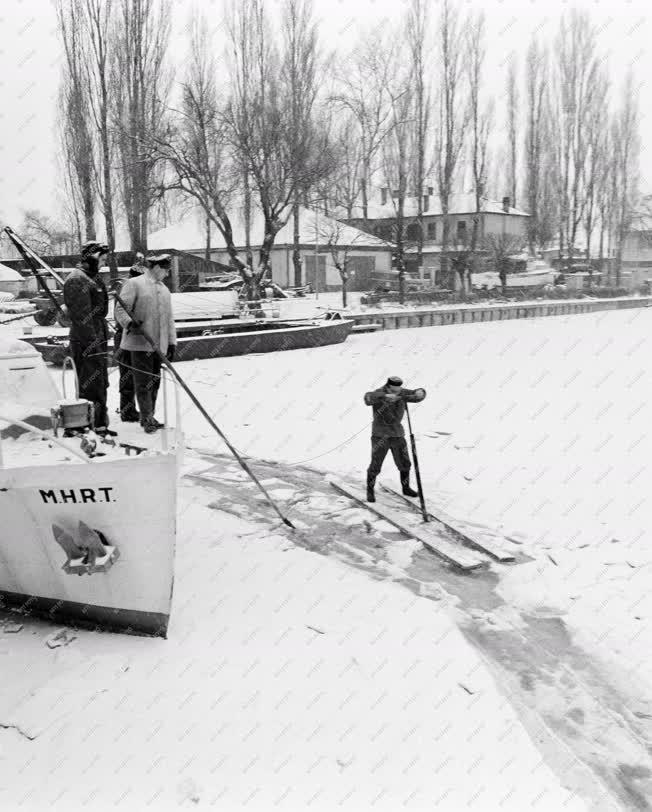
[502,196,510,213]
[381,187,388,206]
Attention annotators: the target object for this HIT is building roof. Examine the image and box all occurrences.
[0,263,23,282]
[628,212,652,232]
[144,207,391,253]
[349,193,530,220]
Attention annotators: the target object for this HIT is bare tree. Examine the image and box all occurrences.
[596,124,613,280]
[524,37,549,254]
[55,0,96,243]
[113,0,172,253]
[581,65,609,284]
[81,0,118,280]
[406,0,431,273]
[506,55,518,208]
[153,15,243,274]
[156,3,332,299]
[19,210,77,256]
[283,0,320,288]
[552,10,601,268]
[465,11,492,292]
[482,232,527,294]
[380,43,415,304]
[225,0,334,290]
[331,26,393,221]
[327,114,363,217]
[434,0,468,289]
[611,70,640,286]
[317,218,366,308]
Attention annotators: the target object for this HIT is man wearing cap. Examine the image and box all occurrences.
[111,254,145,422]
[364,376,426,502]
[114,253,177,434]
[63,240,113,435]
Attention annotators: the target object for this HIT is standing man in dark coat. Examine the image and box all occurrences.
[63,240,114,435]
[112,254,145,422]
[364,376,426,502]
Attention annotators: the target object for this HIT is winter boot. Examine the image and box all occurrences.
[142,418,160,435]
[366,474,376,503]
[401,473,419,498]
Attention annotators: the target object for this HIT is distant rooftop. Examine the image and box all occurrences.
[347,192,530,220]
[131,207,391,253]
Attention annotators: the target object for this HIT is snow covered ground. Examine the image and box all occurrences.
[1,306,651,809]
[167,307,652,708]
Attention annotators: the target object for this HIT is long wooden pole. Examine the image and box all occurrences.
[112,286,295,529]
[405,403,428,523]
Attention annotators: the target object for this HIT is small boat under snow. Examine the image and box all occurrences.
[472,256,558,290]
[0,337,181,637]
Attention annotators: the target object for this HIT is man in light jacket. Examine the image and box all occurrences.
[111,255,145,422]
[114,253,177,434]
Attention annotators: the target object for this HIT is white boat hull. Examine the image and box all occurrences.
[472,269,557,289]
[0,448,178,637]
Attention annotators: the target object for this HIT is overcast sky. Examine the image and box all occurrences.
[0,0,649,233]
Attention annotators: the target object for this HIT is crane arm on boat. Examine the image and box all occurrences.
[2,226,67,319]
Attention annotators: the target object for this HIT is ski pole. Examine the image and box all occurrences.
[112,287,295,529]
[405,403,428,523]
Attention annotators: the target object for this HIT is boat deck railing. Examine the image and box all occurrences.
[0,363,183,467]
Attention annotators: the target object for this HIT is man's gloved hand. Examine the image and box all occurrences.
[127,319,143,333]
[166,344,176,362]
[414,388,426,401]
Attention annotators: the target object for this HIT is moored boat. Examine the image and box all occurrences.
[472,256,558,289]
[0,337,181,637]
[25,313,354,366]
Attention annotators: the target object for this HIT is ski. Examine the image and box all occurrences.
[381,485,516,563]
[328,478,486,572]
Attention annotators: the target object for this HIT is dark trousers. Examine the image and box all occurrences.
[114,329,137,416]
[118,351,136,413]
[69,339,109,428]
[367,435,411,480]
[131,351,162,422]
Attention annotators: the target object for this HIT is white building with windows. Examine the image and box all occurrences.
[145,207,393,291]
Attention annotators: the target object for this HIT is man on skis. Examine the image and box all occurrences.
[364,376,426,502]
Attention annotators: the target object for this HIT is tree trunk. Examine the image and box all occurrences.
[440,209,451,288]
[243,172,253,268]
[292,198,302,286]
[101,111,118,282]
[205,215,211,261]
[81,161,96,240]
[360,173,369,222]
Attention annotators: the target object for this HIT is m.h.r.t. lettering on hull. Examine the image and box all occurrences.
[39,487,115,504]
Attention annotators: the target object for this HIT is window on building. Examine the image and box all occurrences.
[406,223,420,242]
[456,220,467,243]
[375,224,392,241]
[427,222,437,240]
